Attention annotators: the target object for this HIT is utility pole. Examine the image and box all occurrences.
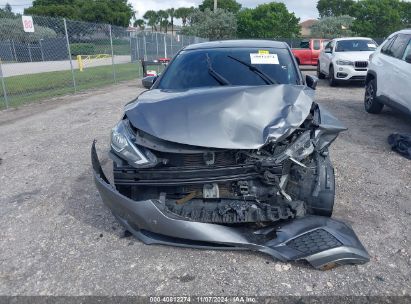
[214,0,217,11]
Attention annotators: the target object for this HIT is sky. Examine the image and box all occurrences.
[0,0,320,22]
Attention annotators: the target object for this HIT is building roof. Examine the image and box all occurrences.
[299,19,318,29]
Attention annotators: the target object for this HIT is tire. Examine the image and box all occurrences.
[317,63,326,79]
[364,78,384,114]
[328,66,338,86]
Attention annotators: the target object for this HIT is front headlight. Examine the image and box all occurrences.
[110,120,157,168]
[336,60,354,66]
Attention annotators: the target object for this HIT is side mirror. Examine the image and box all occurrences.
[306,74,318,90]
[142,76,157,89]
[325,48,332,54]
[405,53,411,64]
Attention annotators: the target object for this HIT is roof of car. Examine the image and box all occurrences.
[394,29,411,35]
[333,37,374,41]
[184,40,288,50]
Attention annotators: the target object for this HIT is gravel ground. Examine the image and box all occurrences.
[0,78,410,296]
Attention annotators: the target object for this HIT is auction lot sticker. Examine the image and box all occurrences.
[250,53,279,65]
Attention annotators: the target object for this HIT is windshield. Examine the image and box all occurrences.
[335,39,377,52]
[157,47,299,90]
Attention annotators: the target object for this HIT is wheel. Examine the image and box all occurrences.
[317,63,326,79]
[328,66,338,86]
[364,79,384,114]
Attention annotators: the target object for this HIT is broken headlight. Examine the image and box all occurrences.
[110,120,157,168]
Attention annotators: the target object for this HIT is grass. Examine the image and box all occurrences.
[0,62,142,109]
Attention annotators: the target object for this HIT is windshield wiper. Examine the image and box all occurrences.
[227,55,277,85]
[206,53,230,86]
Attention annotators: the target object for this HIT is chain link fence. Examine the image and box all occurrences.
[0,15,207,109]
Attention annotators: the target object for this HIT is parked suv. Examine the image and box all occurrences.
[317,37,377,86]
[364,29,411,115]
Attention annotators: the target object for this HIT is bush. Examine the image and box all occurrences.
[70,43,95,56]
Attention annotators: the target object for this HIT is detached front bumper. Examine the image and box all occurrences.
[92,142,369,270]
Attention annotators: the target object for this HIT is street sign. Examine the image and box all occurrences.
[22,15,35,33]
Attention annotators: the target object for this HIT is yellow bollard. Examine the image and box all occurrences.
[77,55,83,72]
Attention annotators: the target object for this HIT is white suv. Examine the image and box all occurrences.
[317,37,377,86]
[364,29,411,115]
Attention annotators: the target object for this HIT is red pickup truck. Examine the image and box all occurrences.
[292,39,329,65]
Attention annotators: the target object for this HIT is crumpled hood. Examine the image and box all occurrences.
[125,85,314,149]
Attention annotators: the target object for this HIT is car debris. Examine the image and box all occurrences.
[92,40,370,269]
[388,133,411,160]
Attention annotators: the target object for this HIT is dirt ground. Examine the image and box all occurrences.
[0,78,410,296]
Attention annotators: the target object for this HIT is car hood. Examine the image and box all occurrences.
[125,85,314,149]
[334,51,374,61]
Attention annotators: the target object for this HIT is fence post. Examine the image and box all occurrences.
[108,25,116,83]
[63,18,77,93]
[164,34,167,58]
[27,44,32,62]
[11,40,17,61]
[170,33,173,56]
[0,59,9,108]
[143,34,147,61]
[155,32,159,58]
[39,39,44,61]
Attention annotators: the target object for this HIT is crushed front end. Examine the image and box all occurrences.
[91,100,370,269]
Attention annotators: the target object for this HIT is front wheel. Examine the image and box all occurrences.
[364,79,384,114]
[329,66,338,87]
[317,63,326,79]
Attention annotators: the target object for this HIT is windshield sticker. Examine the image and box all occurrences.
[250,53,279,65]
[258,50,270,54]
[368,43,376,48]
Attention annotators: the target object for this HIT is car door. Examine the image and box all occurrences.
[397,37,411,111]
[377,35,397,99]
[379,34,410,109]
[320,40,334,74]
[311,39,322,65]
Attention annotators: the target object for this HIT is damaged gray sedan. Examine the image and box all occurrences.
[92,40,370,269]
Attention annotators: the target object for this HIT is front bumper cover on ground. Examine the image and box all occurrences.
[92,142,370,270]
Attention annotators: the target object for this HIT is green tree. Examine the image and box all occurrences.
[24,0,134,27]
[157,10,169,33]
[143,10,159,31]
[0,18,57,43]
[350,0,407,37]
[167,8,176,33]
[316,0,355,18]
[237,2,300,39]
[133,19,145,30]
[181,8,237,40]
[175,7,194,26]
[310,15,354,38]
[0,3,15,18]
[199,0,242,14]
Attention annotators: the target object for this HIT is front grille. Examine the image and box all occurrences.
[286,229,342,255]
[355,61,368,68]
[155,151,238,167]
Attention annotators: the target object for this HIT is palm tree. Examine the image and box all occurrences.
[167,8,175,34]
[133,19,145,30]
[143,10,159,31]
[157,10,169,32]
[175,7,192,27]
